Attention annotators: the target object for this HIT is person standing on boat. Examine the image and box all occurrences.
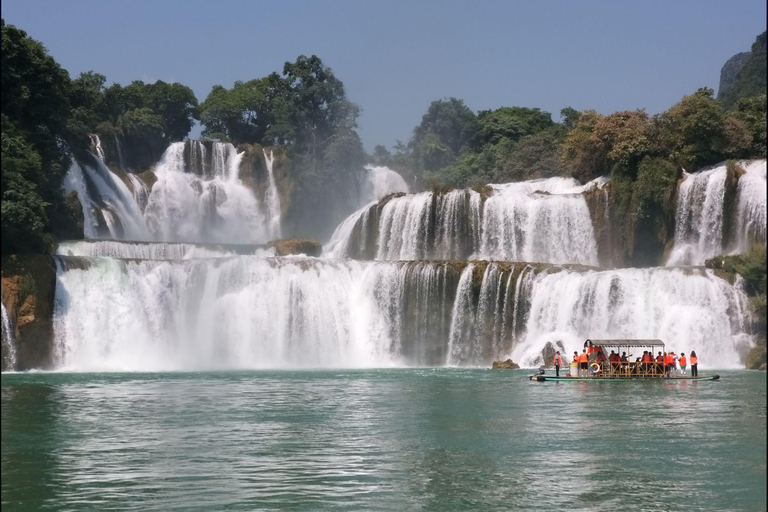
[690,351,698,377]
[554,351,563,377]
[665,352,675,376]
[579,349,589,377]
[679,353,687,375]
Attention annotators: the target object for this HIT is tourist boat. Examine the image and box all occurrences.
[529,339,720,381]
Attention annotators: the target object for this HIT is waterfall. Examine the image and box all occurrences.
[263,150,282,240]
[63,160,100,239]
[510,266,752,368]
[83,156,150,240]
[324,202,376,258]
[478,178,598,265]
[376,189,482,260]
[1,302,16,372]
[56,240,274,259]
[667,165,727,265]
[358,165,409,206]
[446,264,476,365]
[127,174,150,213]
[143,142,269,244]
[90,134,106,162]
[332,176,598,264]
[50,253,753,370]
[733,160,767,252]
[62,157,149,240]
[114,135,127,171]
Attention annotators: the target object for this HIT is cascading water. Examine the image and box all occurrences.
[90,134,106,162]
[667,165,727,266]
[733,160,767,252]
[376,189,482,260]
[510,266,752,368]
[358,165,409,206]
[324,202,377,258]
[56,240,274,260]
[127,174,150,212]
[63,157,149,240]
[478,178,598,265]
[50,243,753,370]
[63,160,101,239]
[1,302,16,372]
[330,177,599,264]
[143,142,269,244]
[668,160,767,265]
[263,150,282,239]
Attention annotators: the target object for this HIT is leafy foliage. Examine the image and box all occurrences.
[1,21,71,254]
[411,98,477,172]
[659,88,751,169]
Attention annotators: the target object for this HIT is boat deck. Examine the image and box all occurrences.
[530,374,720,382]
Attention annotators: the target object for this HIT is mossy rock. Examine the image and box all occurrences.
[745,344,766,370]
[492,359,520,369]
[1,255,57,370]
[268,238,323,257]
[136,170,158,191]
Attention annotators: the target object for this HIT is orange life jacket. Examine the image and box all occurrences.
[690,356,697,365]
[642,353,651,363]
[554,355,562,365]
[572,355,579,364]
[680,356,687,366]
[666,354,674,365]
[579,352,588,363]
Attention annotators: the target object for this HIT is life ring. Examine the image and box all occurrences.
[590,362,601,373]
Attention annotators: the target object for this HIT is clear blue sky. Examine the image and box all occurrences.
[2,0,766,151]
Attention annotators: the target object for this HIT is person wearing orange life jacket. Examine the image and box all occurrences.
[554,351,563,377]
[679,353,687,375]
[579,349,589,377]
[690,351,698,377]
[665,352,675,376]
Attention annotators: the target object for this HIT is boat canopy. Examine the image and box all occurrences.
[586,339,665,348]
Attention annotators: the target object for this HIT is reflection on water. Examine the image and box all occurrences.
[1,370,766,511]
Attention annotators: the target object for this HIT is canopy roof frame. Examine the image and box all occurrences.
[586,339,666,348]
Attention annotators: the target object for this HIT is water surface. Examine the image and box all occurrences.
[2,369,765,511]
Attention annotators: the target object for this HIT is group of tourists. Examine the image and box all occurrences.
[552,343,699,378]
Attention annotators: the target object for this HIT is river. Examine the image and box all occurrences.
[1,369,765,511]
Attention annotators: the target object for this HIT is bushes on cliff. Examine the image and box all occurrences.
[718,31,767,109]
[706,245,767,333]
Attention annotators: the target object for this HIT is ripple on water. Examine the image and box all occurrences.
[1,369,765,511]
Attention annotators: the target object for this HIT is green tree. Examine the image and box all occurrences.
[1,120,50,254]
[659,87,749,168]
[67,71,107,151]
[493,130,565,182]
[733,94,767,157]
[1,20,72,253]
[372,145,392,165]
[476,106,554,146]
[560,110,606,182]
[560,107,582,130]
[411,98,477,171]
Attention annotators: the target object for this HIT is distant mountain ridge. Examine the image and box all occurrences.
[718,31,767,108]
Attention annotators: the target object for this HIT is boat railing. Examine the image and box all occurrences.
[564,360,675,378]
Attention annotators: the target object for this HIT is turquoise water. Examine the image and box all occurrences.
[1,369,765,511]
